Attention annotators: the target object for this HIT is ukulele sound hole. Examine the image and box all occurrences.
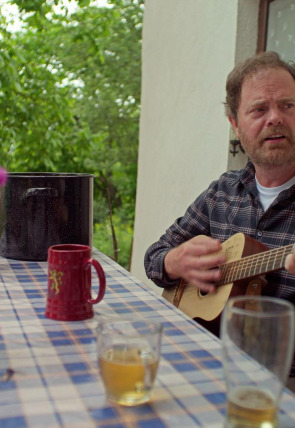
[198,290,209,298]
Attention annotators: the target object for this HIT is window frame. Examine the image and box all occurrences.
[257,0,275,52]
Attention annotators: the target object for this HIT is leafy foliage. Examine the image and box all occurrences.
[0,0,143,268]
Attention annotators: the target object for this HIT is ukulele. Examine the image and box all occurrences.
[162,233,294,329]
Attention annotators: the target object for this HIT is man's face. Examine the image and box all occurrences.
[229,68,295,168]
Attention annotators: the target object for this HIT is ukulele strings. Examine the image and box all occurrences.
[218,243,294,285]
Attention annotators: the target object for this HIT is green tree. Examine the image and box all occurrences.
[0,0,143,268]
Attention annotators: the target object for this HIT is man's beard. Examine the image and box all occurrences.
[239,126,295,168]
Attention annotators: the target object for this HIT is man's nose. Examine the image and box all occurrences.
[266,107,283,126]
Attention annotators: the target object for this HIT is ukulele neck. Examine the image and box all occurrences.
[217,243,294,286]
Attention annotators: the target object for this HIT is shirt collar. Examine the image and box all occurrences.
[237,160,295,199]
[238,160,258,196]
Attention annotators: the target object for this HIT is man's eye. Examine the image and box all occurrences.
[284,103,294,109]
[252,107,264,114]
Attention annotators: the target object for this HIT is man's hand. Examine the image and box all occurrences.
[164,235,227,294]
[285,251,295,274]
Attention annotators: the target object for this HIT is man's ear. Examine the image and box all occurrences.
[228,116,240,139]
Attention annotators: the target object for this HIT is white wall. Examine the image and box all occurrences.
[131,0,259,290]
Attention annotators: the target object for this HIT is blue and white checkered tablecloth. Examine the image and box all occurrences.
[1,249,295,428]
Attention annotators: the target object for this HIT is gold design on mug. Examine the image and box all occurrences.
[49,270,64,294]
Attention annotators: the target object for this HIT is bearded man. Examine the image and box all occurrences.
[144,51,295,390]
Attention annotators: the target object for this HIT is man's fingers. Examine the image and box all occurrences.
[285,253,295,273]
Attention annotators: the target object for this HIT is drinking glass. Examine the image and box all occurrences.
[221,295,295,428]
[97,318,163,406]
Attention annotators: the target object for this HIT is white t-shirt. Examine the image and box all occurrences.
[255,175,295,211]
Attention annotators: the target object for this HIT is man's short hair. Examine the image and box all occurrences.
[224,51,295,121]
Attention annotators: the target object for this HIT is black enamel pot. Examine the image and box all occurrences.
[0,172,93,261]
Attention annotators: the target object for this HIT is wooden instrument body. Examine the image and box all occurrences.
[162,233,289,334]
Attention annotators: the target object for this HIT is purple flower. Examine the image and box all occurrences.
[0,167,7,186]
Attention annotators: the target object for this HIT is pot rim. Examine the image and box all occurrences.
[6,172,94,178]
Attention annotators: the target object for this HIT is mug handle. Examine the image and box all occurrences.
[83,258,106,304]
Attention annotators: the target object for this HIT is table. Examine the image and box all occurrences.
[1,249,295,428]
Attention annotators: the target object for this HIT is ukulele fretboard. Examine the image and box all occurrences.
[217,243,294,286]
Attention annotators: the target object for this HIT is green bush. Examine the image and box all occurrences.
[93,215,133,270]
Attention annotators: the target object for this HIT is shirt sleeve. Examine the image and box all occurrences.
[144,188,211,288]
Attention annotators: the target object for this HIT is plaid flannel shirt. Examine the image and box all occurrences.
[145,160,295,300]
[145,161,295,304]
[145,160,295,374]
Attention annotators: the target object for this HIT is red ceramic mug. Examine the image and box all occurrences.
[45,244,106,321]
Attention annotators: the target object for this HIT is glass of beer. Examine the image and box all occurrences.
[221,295,295,428]
[97,318,163,406]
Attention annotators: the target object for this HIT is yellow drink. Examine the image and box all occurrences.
[227,386,278,427]
[99,345,159,406]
